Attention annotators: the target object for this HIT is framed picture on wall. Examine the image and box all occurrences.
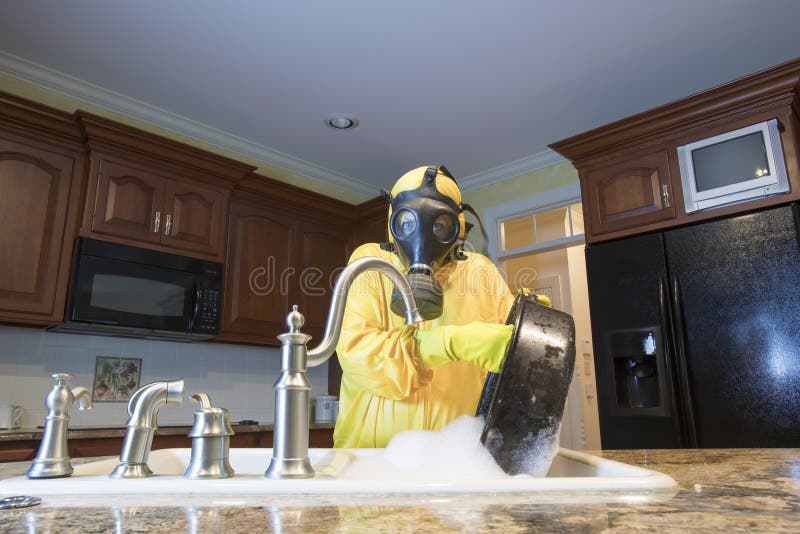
[92,356,142,402]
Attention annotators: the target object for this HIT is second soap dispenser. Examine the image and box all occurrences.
[183,393,235,479]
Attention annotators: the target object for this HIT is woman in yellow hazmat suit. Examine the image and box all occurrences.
[333,165,517,448]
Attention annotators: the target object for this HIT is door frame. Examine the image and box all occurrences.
[483,181,587,449]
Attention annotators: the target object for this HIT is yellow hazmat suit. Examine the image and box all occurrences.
[333,167,516,448]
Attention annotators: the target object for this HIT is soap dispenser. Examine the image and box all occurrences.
[26,373,92,479]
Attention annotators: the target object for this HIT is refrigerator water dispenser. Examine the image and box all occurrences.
[609,329,668,415]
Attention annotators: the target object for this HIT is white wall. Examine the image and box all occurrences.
[566,244,601,450]
[0,325,328,428]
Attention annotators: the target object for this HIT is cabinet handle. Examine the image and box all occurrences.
[164,214,172,236]
[153,211,161,233]
[661,184,671,208]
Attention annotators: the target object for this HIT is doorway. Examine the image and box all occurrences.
[484,185,601,450]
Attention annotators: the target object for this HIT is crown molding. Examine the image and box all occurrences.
[458,149,566,192]
[0,51,569,198]
[0,51,377,198]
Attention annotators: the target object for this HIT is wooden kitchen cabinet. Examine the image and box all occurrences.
[78,112,254,262]
[221,198,297,344]
[298,225,351,341]
[220,197,352,345]
[161,178,225,256]
[90,158,165,244]
[86,154,228,259]
[583,149,677,237]
[0,96,85,325]
[551,58,800,243]
[219,176,359,347]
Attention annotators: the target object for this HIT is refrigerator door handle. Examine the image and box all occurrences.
[658,277,685,447]
[671,274,699,447]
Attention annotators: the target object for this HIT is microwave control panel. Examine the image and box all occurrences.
[195,279,221,334]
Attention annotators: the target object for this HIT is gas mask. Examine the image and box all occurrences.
[383,166,467,321]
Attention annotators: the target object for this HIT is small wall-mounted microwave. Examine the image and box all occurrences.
[678,118,790,213]
[49,238,223,341]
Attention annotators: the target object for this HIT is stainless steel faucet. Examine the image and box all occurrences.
[109,379,184,478]
[26,373,92,478]
[266,256,424,479]
[183,393,235,479]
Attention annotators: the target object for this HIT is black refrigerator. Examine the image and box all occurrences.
[585,204,800,449]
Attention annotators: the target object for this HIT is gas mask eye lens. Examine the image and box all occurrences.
[393,209,417,238]
[432,214,456,242]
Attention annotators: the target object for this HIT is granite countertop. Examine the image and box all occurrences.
[0,422,336,441]
[0,448,798,532]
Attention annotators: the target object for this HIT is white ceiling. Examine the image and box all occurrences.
[1,1,799,199]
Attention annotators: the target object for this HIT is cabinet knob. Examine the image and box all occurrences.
[153,211,161,233]
[661,184,671,208]
[165,213,172,236]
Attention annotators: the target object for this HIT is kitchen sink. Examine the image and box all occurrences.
[0,447,676,497]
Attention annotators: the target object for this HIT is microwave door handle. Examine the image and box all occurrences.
[190,287,201,331]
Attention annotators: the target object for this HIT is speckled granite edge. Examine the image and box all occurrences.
[1,449,798,532]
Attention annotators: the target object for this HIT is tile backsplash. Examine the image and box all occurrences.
[0,325,328,428]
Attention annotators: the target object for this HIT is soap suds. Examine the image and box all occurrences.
[344,415,562,480]
[383,416,505,480]
[384,415,506,480]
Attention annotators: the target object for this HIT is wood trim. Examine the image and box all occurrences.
[584,187,800,244]
[0,90,83,144]
[356,195,387,220]
[77,111,256,187]
[0,429,334,462]
[551,57,800,243]
[550,58,800,164]
[234,172,359,224]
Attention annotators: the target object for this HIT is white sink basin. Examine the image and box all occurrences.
[0,447,676,496]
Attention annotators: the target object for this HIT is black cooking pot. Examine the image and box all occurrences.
[476,293,576,475]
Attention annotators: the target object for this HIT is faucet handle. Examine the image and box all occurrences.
[286,305,305,333]
[190,393,212,409]
[51,373,73,386]
[71,387,93,411]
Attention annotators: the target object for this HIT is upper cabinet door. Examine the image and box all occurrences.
[0,135,76,317]
[91,158,165,244]
[584,150,677,237]
[221,199,296,344]
[86,156,228,259]
[161,180,225,256]
[298,228,351,341]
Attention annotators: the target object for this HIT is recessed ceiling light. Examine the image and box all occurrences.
[325,113,359,130]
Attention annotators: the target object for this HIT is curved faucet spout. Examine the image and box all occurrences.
[126,379,184,428]
[109,379,184,479]
[306,257,424,368]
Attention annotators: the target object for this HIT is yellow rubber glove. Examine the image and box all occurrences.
[414,322,514,373]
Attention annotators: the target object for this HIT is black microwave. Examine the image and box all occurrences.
[49,238,223,341]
